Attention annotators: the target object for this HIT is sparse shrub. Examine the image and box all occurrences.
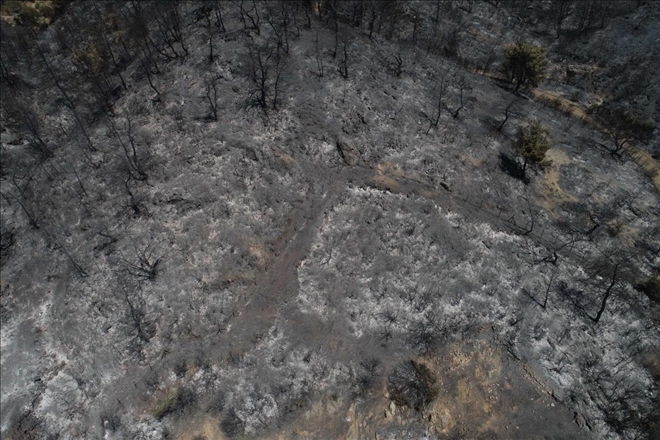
[240,40,288,113]
[606,220,624,237]
[173,358,188,378]
[638,277,660,304]
[407,315,442,354]
[151,386,196,419]
[99,409,121,432]
[0,223,15,264]
[388,360,436,411]
[221,408,244,438]
[443,28,461,58]
[0,0,62,27]
[590,101,655,156]
[354,357,382,396]
[208,391,226,414]
[152,389,180,419]
[503,42,547,92]
[516,120,552,172]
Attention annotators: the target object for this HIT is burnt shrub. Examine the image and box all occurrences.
[354,357,382,396]
[220,408,244,438]
[207,390,225,414]
[151,386,196,419]
[388,360,437,411]
[407,316,442,355]
[637,276,660,304]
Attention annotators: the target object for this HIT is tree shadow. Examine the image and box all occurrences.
[556,281,596,321]
[499,152,529,184]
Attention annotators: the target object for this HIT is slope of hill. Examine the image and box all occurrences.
[1,1,659,439]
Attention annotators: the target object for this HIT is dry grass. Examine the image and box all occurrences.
[532,88,660,194]
[0,0,60,26]
[538,148,578,216]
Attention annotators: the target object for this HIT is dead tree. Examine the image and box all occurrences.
[108,115,147,181]
[90,2,129,90]
[524,263,559,309]
[542,267,558,309]
[33,34,96,152]
[314,30,324,77]
[266,1,292,54]
[497,99,519,132]
[202,3,217,62]
[49,232,88,278]
[367,0,380,39]
[124,2,162,72]
[4,94,53,159]
[205,76,220,121]
[590,101,655,158]
[549,0,575,37]
[0,221,15,264]
[382,0,403,40]
[120,284,152,343]
[140,58,160,97]
[271,44,287,110]
[0,33,16,86]
[2,176,40,230]
[587,258,630,323]
[94,230,117,255]
[532,232,586,265]
[56,119,98,169]
[212,0,227,32]
[329,2,340,59]
[426,72,448,135]
[153,0,188,57]
[123,173,148,217]
[68,161,88,199]
[233,0,260,34]
[241,40,287,113]
[521,196,539,236]
[69,29,118,114]
[337,37,351,79]
[118,242,161,282]
[482,47,496,75]
[391,54,404,77]
[450,74,468,119]
[410,1,421,45]
[243,41,271,111]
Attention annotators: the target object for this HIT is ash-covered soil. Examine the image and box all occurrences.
[1,1,659,439]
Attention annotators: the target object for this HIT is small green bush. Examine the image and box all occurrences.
[151,386,196,419]
[152,389,180,419]
[516,121,552,172]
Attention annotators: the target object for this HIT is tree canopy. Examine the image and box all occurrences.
[503,41,547,92]
[591,101,655,155]
[517,120,552,171]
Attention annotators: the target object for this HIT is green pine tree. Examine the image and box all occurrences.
[504,42,547,92]
[517,120,552,172]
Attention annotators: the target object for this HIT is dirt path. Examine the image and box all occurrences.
[217,162,347,354]
[531,88,660,194]
[480,73,660,194]
[623,143,660,190]
[214,145,531,361]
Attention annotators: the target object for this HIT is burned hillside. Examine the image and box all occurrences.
[1,1,659,439]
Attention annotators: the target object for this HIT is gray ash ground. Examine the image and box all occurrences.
[1,1,659,439]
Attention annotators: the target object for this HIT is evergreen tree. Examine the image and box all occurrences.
[516,120,551,172]
[503,42,547,92]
